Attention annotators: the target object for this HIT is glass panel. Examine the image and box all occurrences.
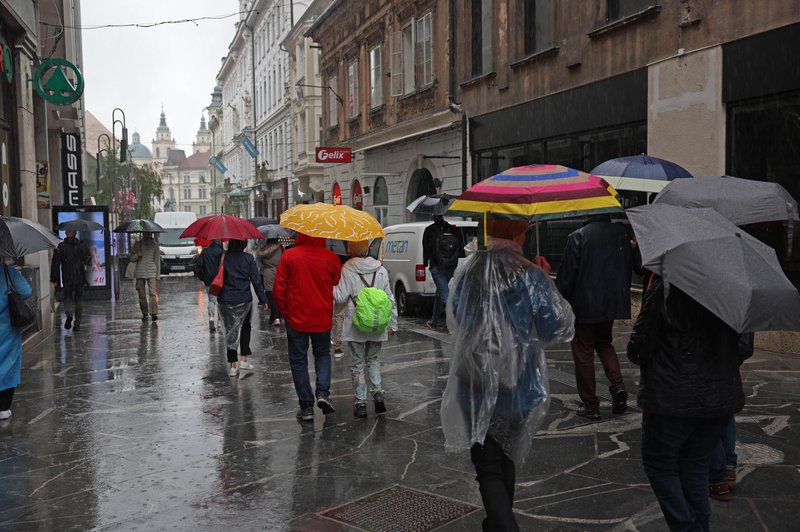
[373,176,388,205]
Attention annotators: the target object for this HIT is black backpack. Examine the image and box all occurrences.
[435,226,460,270]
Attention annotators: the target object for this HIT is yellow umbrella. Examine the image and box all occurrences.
[279,203,384,241]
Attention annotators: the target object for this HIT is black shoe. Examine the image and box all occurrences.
[612,389,629,415]
[142,315,149,322]
[316,396,335,415]
[73,323,81,333]
[150,314,158,321]
[426,321,439,330]
[64,316,73,330]
[576,406,601,420]
[374,392,386,414]
[354,403,367,418]
[296,406,314,422]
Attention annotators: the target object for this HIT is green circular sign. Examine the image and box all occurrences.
[33,58,84,105]
[1,45,12,83]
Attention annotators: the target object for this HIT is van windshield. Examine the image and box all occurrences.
[159,229,195,247]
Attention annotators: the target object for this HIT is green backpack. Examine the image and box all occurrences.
[351,272,393,333]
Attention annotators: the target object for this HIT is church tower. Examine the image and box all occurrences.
[192,115,211,154]
[151,108,176,167]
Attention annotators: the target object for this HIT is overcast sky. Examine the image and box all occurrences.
[81,0,237,152]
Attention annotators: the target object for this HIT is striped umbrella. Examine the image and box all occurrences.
[448,164,623,221]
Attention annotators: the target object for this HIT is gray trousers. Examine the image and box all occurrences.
[135,278,159,316]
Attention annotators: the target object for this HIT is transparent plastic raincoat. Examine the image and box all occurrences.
[441,238,575,464]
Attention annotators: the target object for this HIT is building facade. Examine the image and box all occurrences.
[1,0,86,344]
[282,0,330,206]
[307,0,464,227]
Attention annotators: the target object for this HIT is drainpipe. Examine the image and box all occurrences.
[243,13,258,217]
[448,0,468,192]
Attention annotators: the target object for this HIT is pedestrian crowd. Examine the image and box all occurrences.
[0,210,761,532]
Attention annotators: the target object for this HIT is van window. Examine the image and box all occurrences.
[159,229,196,247]
[457,225,478,247]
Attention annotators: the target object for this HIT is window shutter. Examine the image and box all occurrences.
[390,31,403,96]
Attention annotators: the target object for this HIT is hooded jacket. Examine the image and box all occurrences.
[333,256,398,342]
[217,240,267,306]
[257,242,283,291]
[273,233,342,332]
[129,237,161,280]
[627,276,752,417]
[50,237,90,286]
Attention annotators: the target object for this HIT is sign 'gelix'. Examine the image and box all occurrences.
[316,147,352,163]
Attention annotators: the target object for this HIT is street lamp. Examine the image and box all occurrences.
[112,107,128,163]
[96,133,111,193]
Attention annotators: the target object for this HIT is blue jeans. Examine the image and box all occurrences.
[641,413,729,532]
[348,341,383,402]
[710,416,737,482]
[286,324,332,409]
[430,266,453,326]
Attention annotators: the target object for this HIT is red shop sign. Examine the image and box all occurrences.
[316,147,352,163]
[352,180,363,210]
[332,182,342,205]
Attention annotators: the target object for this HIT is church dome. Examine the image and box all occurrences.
[129,132,152,158]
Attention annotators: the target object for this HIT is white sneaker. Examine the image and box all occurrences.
[238,360,254,372]
[228,365,238,377]
[0,410,11,420]
[333,349,344,359]
[272,319,281,327]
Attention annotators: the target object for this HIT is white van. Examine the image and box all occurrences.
[153,212,199,274]
[380,220,478,315]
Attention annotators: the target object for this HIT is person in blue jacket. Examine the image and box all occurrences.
[1,261,33,420]
[441,220,575,532]
[217,239,268,377]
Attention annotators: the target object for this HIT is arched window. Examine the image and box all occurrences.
[372,176,388,224]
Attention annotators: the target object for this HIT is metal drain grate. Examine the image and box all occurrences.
[320,485,478,532]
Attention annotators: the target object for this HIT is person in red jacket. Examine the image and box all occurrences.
[273,232,342,421]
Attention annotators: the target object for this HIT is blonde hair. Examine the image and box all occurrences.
[348,240,370,257]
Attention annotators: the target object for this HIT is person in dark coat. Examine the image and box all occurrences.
[627,276,753,532]
[200,240,223,331]
[556,215,633,419]
[50,230,91,332]
[216,239,268,377]
[422,215,464,329]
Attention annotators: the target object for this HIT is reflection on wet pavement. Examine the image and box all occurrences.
[0,276,798,531]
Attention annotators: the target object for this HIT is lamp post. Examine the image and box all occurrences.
[96,134,111,194]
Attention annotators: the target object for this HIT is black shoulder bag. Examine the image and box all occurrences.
[4,264,36,328]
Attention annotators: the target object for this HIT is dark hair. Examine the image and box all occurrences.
[228,239,246,253]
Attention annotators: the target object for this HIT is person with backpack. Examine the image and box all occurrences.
[257,238,284,326]
[50,230,91,332]
[333,240,397,418]
[422,214,463,330]
[199,239,224,331]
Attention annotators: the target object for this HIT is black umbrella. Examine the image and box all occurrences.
[406,194,457,216]
[248,216,278,227]
[57,219,105,232]
[627,204,800,333]
[591,154,693,180]
[113,219,166,233]
[0,216,61,257]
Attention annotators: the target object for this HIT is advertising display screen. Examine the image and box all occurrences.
[52,206,111,289]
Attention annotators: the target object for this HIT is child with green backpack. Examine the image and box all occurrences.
[333,240,398,418]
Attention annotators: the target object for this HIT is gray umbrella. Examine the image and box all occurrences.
[113,219,165,233]
[406,194,457,216]
[257,224,293,240]
[653,175,799,226]
[57,219,105,232]
[0,216,61,257]
[627,204,800,333]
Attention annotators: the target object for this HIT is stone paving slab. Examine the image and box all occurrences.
[0,276,798,531]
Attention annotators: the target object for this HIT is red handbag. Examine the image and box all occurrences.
[208,253,225,296]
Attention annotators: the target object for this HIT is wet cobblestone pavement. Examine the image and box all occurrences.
[1,276,799,531]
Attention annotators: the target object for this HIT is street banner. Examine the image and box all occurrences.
[210,156,228,174]
[61,132,83,206]
[240,134,258,159]
[316,147,352,163]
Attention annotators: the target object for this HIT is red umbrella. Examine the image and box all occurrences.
[180,215,263,241]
